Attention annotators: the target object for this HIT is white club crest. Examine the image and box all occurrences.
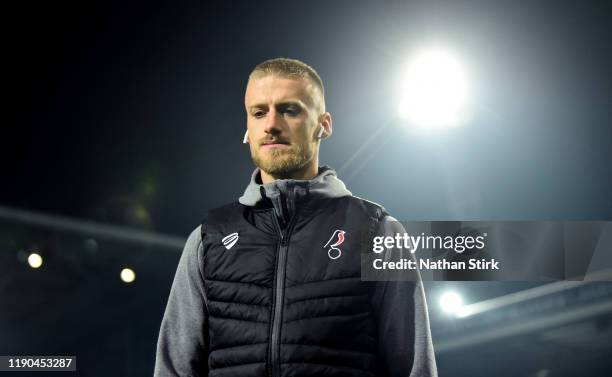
[324,230,346,260]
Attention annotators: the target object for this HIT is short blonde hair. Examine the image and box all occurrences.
[248,57,325,112]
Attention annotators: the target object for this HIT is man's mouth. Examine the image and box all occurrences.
[261,140,290,148]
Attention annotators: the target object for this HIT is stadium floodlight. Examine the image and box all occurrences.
[439,290,464,315]
[398,47,471,128]
[27,252,43,269]
[120,267,136,283]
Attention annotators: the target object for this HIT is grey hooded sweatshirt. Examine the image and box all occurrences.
[154,166,438,377]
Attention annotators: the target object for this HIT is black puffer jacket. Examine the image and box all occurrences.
[154,166,437,377]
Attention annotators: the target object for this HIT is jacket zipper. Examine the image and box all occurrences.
[269,207,292,377]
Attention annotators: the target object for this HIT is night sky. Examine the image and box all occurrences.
[4,0,612,237]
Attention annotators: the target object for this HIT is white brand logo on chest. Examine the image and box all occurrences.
[222,232,239,250]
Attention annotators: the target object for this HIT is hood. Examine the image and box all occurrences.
[238,165,352,207]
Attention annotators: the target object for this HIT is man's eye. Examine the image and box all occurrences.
[253,110,266,118]
[283,107,300,117]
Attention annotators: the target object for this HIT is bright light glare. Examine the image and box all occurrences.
[439,291,464,314]
[399,48,471,128]
[120,268,136,283]
[27,253,43,269]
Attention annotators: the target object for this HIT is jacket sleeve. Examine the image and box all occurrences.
[371,216,438,377]
[154,226,209,377]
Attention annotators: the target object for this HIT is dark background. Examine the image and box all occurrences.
[1,0,611,376]
[4,0,611,235]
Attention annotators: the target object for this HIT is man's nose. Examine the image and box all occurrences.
[263,109,283,134]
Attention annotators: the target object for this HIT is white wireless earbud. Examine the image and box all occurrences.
[316,124,325,139]
[243,130,249,144]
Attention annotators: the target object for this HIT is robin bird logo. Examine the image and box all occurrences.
[324,230,346,260]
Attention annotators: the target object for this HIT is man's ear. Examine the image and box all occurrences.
[317,112,333,139]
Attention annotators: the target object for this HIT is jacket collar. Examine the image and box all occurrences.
[238,165,352,207]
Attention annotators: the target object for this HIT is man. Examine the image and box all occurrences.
[154,58,437,377]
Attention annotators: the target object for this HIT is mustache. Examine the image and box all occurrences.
[260,138,291,146]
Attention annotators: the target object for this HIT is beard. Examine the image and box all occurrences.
[251,141,315,179]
